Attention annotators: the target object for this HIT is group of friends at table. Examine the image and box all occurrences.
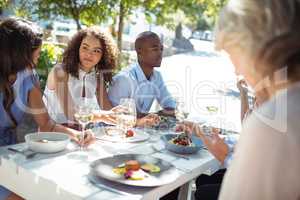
[1,0,300,199]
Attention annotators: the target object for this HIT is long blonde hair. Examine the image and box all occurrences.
[215,0,300,83]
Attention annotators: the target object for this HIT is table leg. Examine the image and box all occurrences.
[177,180,193,200]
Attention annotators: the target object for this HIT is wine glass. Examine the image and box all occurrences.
[116,98,137,138]
[175,100,189,122]
[74,99,94,150]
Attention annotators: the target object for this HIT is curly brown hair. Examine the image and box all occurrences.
[62,26,118,84]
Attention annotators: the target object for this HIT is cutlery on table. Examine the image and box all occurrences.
[151,145,190,160]
[7,147,38,159]
[88,174,132,196]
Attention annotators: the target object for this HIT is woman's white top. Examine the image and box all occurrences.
[43,68,100,123]
[219,82,300,200]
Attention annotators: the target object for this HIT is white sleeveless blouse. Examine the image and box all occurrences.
[43,68,99,123]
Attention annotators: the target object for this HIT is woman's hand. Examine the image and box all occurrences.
[93,105,130,125]
[237,78,248,95]
[136,113,160,127]
[68,128,96,147]
[202,130,229,164]
[175,121,204,138]
[176,122,229,164]
[93,110,117,125]
[110,105,127,113]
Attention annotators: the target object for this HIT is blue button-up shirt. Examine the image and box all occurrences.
[108,62,176,114]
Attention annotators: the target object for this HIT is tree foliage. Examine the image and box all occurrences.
[13,0,228,51]
[0,0,9,8]
[18,0,117,30]
[0,0,10,16]
[144,0,228,31]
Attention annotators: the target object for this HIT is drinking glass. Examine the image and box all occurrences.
[116,98,137,138]
[175,100,189,122]
[74,99,94,150]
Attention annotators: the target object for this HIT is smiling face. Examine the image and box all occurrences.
[137,36,163,68]
[79,35,103,72]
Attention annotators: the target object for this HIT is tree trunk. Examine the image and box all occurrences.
[69,0,81,30]
[117,1,125,51]
[110,17,117,38]
[75,17,82,30]
[175,22,183,39]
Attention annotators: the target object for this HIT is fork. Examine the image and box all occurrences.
[8,147,38,159]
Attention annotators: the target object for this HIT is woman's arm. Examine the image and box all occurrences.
[28,85,95,146]
[47,66,75,121]
[29,85,75,136]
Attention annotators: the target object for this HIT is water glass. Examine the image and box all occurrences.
[116,98,137,137]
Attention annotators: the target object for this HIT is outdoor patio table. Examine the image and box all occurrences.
[0,128,221,200]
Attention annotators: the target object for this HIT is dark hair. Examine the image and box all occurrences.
[0,17,42,126]
[135,31,160,51]
[62,26,118,84]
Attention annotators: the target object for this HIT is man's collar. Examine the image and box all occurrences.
[133,62,156,82]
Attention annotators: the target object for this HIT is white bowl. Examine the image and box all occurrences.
[25,132,70,153]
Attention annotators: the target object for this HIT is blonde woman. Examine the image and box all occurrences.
[181,0,300,199]
[215,0,300,199]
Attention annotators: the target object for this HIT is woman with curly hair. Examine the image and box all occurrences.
[44,26,118,124]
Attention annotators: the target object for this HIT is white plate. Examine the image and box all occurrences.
[90,154,179,187]
[25,132,70,153]
[94,127,149,143]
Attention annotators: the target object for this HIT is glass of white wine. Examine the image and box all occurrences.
[74,100,94,150]
[116,98,137,138]
[175,100,189,122]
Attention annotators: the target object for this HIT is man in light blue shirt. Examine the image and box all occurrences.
[108,31,176,116]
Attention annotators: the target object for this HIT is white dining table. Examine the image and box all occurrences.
[0,128,221,200]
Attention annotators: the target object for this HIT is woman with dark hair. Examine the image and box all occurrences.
[0,17,88,200]
[44,26,119,124]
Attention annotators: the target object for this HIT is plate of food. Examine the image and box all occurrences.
[90,154,179,187]
[93,127,150,143]
[161,133,204,154]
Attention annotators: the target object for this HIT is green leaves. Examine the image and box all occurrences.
[144,0,228,31]
[36,43,64,90]
[18,0,118,30]
[0,0,9,8]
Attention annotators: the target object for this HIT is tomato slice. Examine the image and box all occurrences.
[126,130,134,137]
